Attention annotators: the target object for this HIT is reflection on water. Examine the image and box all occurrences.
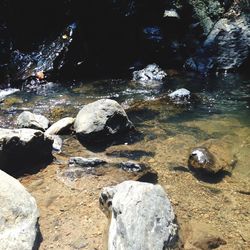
[1,72,250,178]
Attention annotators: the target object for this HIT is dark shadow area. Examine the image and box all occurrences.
[32,222,43,250]
[188,166,232,184]
[1,158,53,178]
[136,171,158,184]
[77,129,144,152]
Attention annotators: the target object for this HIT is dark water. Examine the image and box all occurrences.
[1,72,250,177]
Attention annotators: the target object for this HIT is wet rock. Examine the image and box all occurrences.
[0,170,39,249]
[17,111,49,131]
[188,139,234,174]
[99,180,178,250]
[119,161,146,172]
[132,64,167,83]
[8,23,76,82]
[45,117,74,136]
[69,157,107,168]
[168,88,191,104]
[74,99,134,143]
[0,128,53,174]
[188,147,216,173]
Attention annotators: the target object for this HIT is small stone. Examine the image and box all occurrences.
[68,157,107,168]
[119,161,146,172]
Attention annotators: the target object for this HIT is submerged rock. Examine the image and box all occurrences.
[45,117,74,136]
[119,161,146,172]
[0,170,39,250]
[69,157,107,168]
[0,128,53,174]
[188,147,216,173]
[188,139,235,174]
[74,99,134,143]
[132,64,167,83]
[99,180,178,250]
[17,111,49,131]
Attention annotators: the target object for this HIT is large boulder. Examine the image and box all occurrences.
[99,180,178,250]
[74,99,134,143]
[17,111,49,131]
[0,128,53,174]
[0,170,40,250]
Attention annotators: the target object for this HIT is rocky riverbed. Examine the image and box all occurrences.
[1,71,250,249]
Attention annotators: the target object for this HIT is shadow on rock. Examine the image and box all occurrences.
[33,222,43,250]
[77,129,144,153]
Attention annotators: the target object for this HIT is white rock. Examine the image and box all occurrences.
[45,117,74,136]
[0,170,39,250]
[133,64,167,83]
[100,181,178,250]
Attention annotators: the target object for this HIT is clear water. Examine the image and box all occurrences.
[1,72,250,177]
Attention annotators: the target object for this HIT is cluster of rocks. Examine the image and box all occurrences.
[0,93,237,249]
[0,98,135,174]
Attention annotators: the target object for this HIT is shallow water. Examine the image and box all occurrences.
[1,72,250,179]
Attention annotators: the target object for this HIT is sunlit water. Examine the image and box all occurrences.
[1,72,250,178]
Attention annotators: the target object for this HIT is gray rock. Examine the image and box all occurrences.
[45,117,74,136]
[0,170,39,250]
[133,64,167,83]
[74,99,134,143]
[99,181,178,250]
[69,157,106,168]
[119,161,146,172]
[0,128,53,173]
[168,88,191,104]
[185,3,250,72]
[17,111,49,131]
